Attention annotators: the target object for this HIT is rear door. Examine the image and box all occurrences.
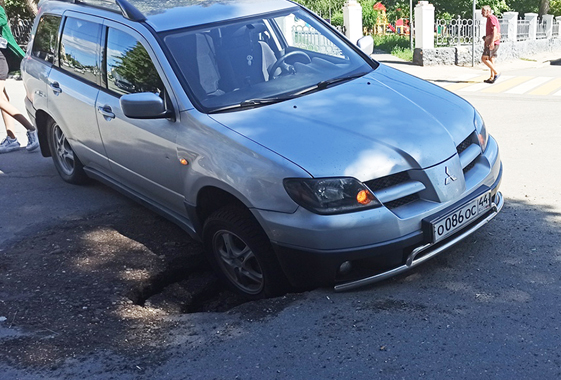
[47,12,109,170]
[22,14,62,128]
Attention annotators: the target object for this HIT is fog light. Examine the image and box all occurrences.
[338,261,352,276]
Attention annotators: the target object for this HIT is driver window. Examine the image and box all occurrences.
[273,14,344,58]
[106,28,164,96]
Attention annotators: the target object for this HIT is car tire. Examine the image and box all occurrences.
[46,119,88,184]
[203,206,290,299]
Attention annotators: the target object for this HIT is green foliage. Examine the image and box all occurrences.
[372,34,410,52]
[549,0,561,15]
[429,0,558,18]
[5,0,35,19]
[508,0,538,14]
[372,34,412,60]
[296,0,346,18]
[430,0,510,18]
[330,11,344,26]
[391,45,413,61]
[386,1,410,22]
[359,0,381,31]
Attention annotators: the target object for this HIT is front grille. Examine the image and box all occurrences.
[463,160,476,174]
[456,134,473,155]
[384,193,420,209]
[365,171,422,210]
[365,171,410,192]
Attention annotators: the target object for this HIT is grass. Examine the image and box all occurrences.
[372,34,413,61]
[391,45,414,61]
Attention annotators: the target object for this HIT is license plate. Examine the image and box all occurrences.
[431,192,492,243]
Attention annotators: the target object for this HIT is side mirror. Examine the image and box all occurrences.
[357,35,374,56]
[120,92,172,119]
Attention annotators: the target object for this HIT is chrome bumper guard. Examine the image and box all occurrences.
[334,191,504,292]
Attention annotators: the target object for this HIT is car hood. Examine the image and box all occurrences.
[209,64,476,181]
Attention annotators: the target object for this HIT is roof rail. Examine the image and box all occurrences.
[115,0,146,22]
[40,0,146,22]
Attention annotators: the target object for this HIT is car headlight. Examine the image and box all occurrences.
[283,177,381,215]
[474,111,488,152]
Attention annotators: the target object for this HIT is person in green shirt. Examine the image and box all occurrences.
[0,4,38,153]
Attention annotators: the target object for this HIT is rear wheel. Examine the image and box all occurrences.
[46,119,88,184]
[203,206,289,299]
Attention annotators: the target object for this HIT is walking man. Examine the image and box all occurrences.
[481,5,501,84]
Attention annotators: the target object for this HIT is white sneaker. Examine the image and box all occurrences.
[26,129,40,152]
[0,136,20,153]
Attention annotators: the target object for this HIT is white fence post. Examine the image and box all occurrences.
[543,14,554,39]
[474,9,485,40]
[525,13,538,40]
[414,1,434,49]
[502,11,518,41]
[557,16,561,37]
[343,0,363,44]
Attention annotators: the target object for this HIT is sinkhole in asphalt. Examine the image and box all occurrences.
[126,255,250,314]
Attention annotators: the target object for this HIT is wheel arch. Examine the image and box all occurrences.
[35,110,54,157]
[195,186,252,230]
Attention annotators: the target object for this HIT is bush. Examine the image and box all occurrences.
[372,34,413,61]
[391,46,413,61]
[372,34,410,52]
[330,12,344,27]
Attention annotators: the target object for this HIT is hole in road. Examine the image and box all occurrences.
[126,255,250,314]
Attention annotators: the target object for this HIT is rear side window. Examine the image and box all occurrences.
[106,28,164,96]
[31,15,61,63]
[59,17,102,85]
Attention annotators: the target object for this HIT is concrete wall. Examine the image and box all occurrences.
[413,38,561,66]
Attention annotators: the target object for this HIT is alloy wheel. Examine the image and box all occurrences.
[53,124,76,176]
[213,230,265,295]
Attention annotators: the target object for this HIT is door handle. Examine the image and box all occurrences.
[97,105,115,120]
[49,82,62,95]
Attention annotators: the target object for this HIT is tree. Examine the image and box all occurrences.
[296,0,346,18]
[360,0,381,31]
[23,0,37,15]
[429,0,510,18]
[551,0,561,15]
[539,0,550,15]
[3,0,38,19]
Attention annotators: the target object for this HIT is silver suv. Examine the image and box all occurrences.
[22,0,503,298]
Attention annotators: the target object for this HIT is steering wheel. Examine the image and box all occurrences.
[268,51,312,79]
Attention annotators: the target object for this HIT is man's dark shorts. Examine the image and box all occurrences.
[483,44,499,58]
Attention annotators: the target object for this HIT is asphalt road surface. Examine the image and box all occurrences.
[1,54,561,379]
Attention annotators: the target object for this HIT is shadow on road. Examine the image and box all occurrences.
[0,196,559,374]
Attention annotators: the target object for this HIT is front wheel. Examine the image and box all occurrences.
[46,119,88,184]
[203,206,289,299]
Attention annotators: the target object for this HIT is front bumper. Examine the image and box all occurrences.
[269,170,503,290]
[334,190,503,291]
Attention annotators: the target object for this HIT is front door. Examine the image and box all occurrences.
[96,24,184,213]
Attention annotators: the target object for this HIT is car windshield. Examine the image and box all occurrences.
[162,7,375,112]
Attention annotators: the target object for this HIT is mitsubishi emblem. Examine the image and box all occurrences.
[444,166,457,185]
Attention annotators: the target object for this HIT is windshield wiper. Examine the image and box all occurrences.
[209,96,292,113]
[209,73,368,113]
[240,97,291,106]
[292,72,369,97]
[317,72,368,89]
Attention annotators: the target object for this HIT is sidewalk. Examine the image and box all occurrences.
[373,50,561,81]
[2,78,31,148]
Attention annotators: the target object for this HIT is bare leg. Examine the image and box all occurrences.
[0,80,35,133]
[0,86,15,138]
[482,55,498,79]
